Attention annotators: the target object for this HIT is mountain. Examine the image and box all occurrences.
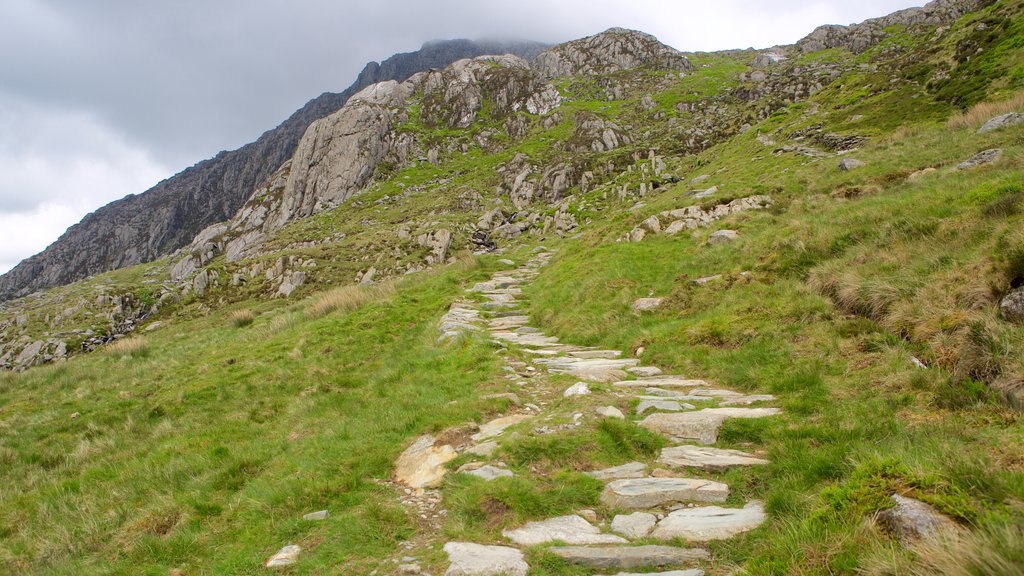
[1,0,1023,573]
[0,38,546,302]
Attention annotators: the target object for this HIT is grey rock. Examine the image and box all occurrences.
[0,39,546,302]
[877,494,959,545]
[586,462,649,481]
[534,28,692,78]
[629,366,663,377]
[564,382,592,397]
[707,230,740,246]
[465,465,514,482]
[571,113,632,153]
[302,510,329,521]
[444,542,528,576]
[503,515,628,546]
[978,112,1023,134]
[839,158,865,171]
[548,545,709,570]
[612,571,703,576]
[600,477,729,509]
[632,298,665,313]
[597,406,626,419]
[265,544,301,568]
[650,501,766,541]
[1000,286,1024,323]
[611,512,658,539]
[957,148,1003,170]
[615,377,707,389]
[640,408,782,445]
[637,400,686,416]
[466,441,499,457]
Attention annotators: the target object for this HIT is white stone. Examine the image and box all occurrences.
[597,406,625,419]
[503,515,628,546]
[466,465,515,481]
[611,512,658,539]
[266,545,301,568]
[658,445,768,471]
[586,462,649,480]
[601,478,729,509]
[650,501,766,541]
[633,298,665,312]
[394,435,458,488]
[564,382,592,397]
[444,542,528,576]
[302,510,329,521]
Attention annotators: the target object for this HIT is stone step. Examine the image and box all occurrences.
[503,515,627,546]
[538,357,640,383]
[615,377,707,388]
[488,316,530,330]
[491,332,561,347]
[600,477,729,509]
[650,501,766,541]
[628,366,664,377]
[637,399,695,416]
[658,445,769,470]
[444,542,528,576]
[585,461,648,481]
[568,349,623,359]
[548,545,709,570]
[605,571,703,576]
[640,408,782,445]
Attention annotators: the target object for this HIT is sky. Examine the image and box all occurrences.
[0,0,926,274]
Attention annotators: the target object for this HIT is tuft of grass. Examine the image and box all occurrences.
[947,90,1024,130]
[228,309,255,328]
[906,524,1024,576]
[105,336,148,358]
[306,282,397,319]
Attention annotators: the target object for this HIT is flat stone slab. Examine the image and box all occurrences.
[651,502,766,541]
[465,465,514,481]
[395,435,458,488]
[611,512,658,539]
[601,478,729,509]
[489,316,530,330]
[570,350,623,359]
[503,515,627,546]
[549,545,709,570]
[615,377,707,388]
[658,445,768,471]
[266,545,301,568]
[444,542,528,576]
[492,332,560,347]
[640,408,781,445]
[612,571,703,576]
[586,462,648,481]
[628,366,663,377]
[472,414,532,442]
[720,395,776,406]
[637,399,692,416]
[538,358,640,383]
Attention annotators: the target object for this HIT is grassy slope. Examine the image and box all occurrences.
[2,4,1024,575]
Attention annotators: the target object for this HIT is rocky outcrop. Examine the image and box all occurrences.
[627,196,773,242]
[0,39,546,302]
[534,28,692,78]
[797,0,987,54]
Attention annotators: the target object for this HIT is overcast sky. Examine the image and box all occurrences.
[0,0,925,274]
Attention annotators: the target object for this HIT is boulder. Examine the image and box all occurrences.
[838,158,865,171]
[1000,286,1024,323]
[977,112,1023,134]
[877,494,959,546]
[707,230,740,246]
[597,406,626,419]
[957,149,1003,170]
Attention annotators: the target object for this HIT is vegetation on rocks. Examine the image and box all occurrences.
[1,1,1023,574]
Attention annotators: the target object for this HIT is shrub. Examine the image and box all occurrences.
[229,309,255,328]
[106,336,148,358]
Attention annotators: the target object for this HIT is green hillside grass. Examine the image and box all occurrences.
[2,5,1024,574]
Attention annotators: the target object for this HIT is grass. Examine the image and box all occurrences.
[1,5,1024,575]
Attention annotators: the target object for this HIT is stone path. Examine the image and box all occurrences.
[392,251,782,575]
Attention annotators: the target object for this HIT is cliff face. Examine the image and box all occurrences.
[0,39,546,302]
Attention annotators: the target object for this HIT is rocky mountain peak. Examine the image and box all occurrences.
[797,0,990,53]
[532,27,692,78]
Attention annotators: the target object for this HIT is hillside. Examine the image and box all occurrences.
[0,39,546,302]
[1,0,1023,574]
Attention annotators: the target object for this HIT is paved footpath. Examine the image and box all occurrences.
[399,251,782,576]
